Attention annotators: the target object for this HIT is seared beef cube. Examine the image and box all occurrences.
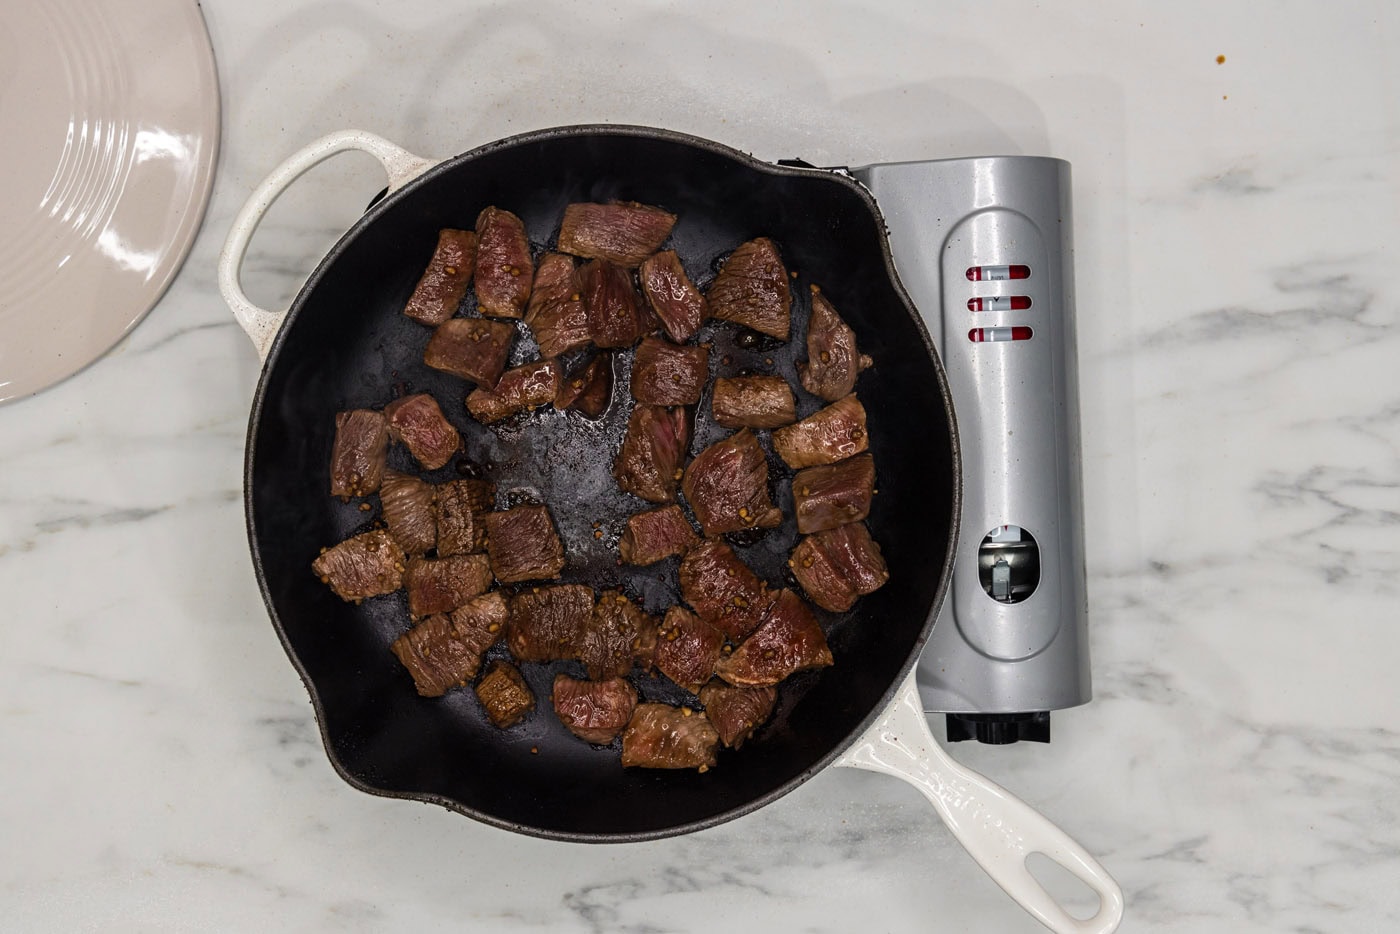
[329,409,388,498]
[581,590,655,680]
[793,454,875,534]
[384,394,461,470]
[791,522,888,611]
[485,504,566,584]
[390,595,501,697]
[619,505,697,566]
[554,353,613,418]
[799,288,872,401]
[552,674,639,744]
[654,606,724,692]
[630,337,709,406]
[424,317,515,388]
[706,237,791,340]
[640,250,706,343]
[682,429,782,537]
[435,478,495,556]
[772,394,868,468]
[613,404,689,503]
[402,228,477,326]
[466,359,559,424]
[710,376,797,430]
[716,589,832,687]
[312,529,405,601]
[558,201,677,268]
[678,539,776,641]
[620,703,719,770]
[476,660,535,728]
[581,259,652,349]
[473,206,533,319]
[507,584,595,661]
[379,471,437,555]
[525,253,591,357]
[448,590,509,663]
[404,553,492,617]
[699,680,777,749]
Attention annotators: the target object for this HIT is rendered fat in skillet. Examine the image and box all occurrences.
[312,529,405,601]
[630,336,709,406]
[790,522,888,612]
[484,504,566,584]
[618,504,698,566]
[682,428,783,537]
[705,237,791,341]
[329,409,388,498]
[525,253,591,358]
[473,207,533,318]
[552,674,639,744]
[403,553,492,617]
[710,375,797,430]
[402,228,477,326]
[798,288,872,402]
[620,703,719,770]
[378,471,438,556]
[466,359,560,424]
[554,353,613,417]
[558,201,677,268]
[639,249,707,343]
[654,605,724,693]
[507,584,595,662]
[423,317,515,388]
[678,538,777,641]
[613,404,690,504]
[699,680,777,749]
[771,393,868,469]
[434,477,495,556]
[384,393,461,470]
[792,454,875,535]
[476,659,535,727]
[715,589,832,687]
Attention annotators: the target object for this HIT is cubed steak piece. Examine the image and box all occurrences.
[613,404,689,503]
[525,253,591,357]
[799,288,872,401]
[682,429,782,537]
[554,353,613,418]
[620,703,719,770]
[379,471,437,555]
[793,454,875,534]
[630,336,709,406]
[390,593,505,697]
[771,394,868,469]
[580,590,656,680]
[618,505,697,566]
[552,674,639,744]
[384,393,461,470]
[699,680,777,749]
[474,206,533,318]
[790,522,888,611]
[424,317,515,388]
[312,529,405,601]
[402,228,477,326]
[404,553,492,617]
[475,660,535,728]
[710,375,797,430]
[639,250,706,343]
[654,606,724,693]
[678,539,777,641]
[580,258,652,349]
[449,590,509,663]
[706,237,791,340]
[716,589,833,687]
[435,478,495,556]
[329,409,388,498]
[558,201,677,268]
[507,584,595,661]
[484,504,566,584]
[466,359,559,424]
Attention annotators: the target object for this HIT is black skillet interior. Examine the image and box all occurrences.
[247,126,958,841]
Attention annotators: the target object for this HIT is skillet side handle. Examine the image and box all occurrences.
[835,673,1124,934]
[217,130,438,361]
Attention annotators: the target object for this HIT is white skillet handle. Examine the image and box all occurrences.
[836,673,1124,934]
[217,130,439,361]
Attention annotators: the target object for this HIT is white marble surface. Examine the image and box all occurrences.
[3,1,1398,930]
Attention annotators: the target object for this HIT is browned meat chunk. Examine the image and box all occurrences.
[383,394,461,470]
[771,394,868,468]
[435,478,494,556]
[466,359,559,424]
[484,504,566,584]
[390,592,505,697]
[404,553,492,617]
[710,376,796,430]
[580,259,652,349]
[379,471,437,555]
[580,590,655,680]
[790,522,888,611]
[706,237,791,340]
[620,703,719,770]
[329,409,388,498]
[699,680,777,749]
[312,529,405,601]
[476,660,535,727]
[678,539,777,641]
[716,589,832,687]
[402,228,477,326]
[682,429,782,537]
[525,253,590,357]
[793,454,875,535]
[654,606,724,692]
[618,505,697,565]
[474,206,533,318]
[558,201,677,268]
[554,353,613,418]
[507,584,595,661]
[630,337,708,406]
[639,249,706,343]
[799,288,872,401]
[552,675,639,744]
[424,317,515,389]
[613,404,689,504]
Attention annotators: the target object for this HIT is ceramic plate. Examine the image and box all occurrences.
[0,0,219,404]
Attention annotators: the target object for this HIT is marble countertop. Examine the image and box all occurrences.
[4,1,1398,930]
